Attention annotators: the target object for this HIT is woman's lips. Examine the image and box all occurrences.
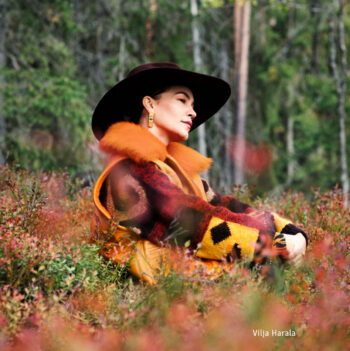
[182,121,192,129]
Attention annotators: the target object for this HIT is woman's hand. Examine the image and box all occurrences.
[284,233,307,265]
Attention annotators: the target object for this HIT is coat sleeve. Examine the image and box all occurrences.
[201,179,308,247]
[107,160,280,262]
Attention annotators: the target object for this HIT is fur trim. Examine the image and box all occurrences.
[167,142,212,176]
[99,122,212,175]
[100,122,167,163]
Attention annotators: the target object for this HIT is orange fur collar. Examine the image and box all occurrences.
[100,122,212,175]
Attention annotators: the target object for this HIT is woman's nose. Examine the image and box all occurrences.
[189,107,196,119]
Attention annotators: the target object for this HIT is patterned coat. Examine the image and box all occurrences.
[91,122,308,283]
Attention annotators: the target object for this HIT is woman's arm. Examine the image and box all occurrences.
[107,160,276,261]
[201,179,308,263]
[108,160,307,263]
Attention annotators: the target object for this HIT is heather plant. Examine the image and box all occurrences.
[0,166,49,289]
[0,164,349,350]
[0,166,47,233]
[42,244,128,295]
[0,165,128,337]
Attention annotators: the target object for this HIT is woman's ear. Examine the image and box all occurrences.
[142,96,154,113]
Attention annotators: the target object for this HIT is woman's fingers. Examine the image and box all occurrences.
[284,233,306,264]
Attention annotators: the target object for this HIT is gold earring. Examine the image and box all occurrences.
[148,112,154,128]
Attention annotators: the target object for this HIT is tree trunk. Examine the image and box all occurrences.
[286,112,295,185]
[233,0,242,96]
[258,3,266,49]
[191,0,207,162]
[0,0,6,165]
[335,0,349,206]
[233,0,251,185]
[286,4,296,185]
[146,0,157,58]
[310,0,321,74]
[329,0,349,206]
[219,39,232,190]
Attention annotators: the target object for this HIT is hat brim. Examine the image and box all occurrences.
[92,67,231,140]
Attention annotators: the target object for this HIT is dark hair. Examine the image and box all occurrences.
[148,85,171,100]
[125,81,192,123]
[125,84,171,123]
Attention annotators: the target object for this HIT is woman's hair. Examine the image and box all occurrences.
[125,83,188,123]
[148,85,171,100]
[140,85,171,122]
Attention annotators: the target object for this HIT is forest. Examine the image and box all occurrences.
[0,0,349,196]
[0,0,349,350]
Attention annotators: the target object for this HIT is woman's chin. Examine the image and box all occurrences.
[172,131,189,143]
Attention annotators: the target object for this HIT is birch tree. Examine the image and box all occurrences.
[329,0,349,206]
[191,0,207,160]
[286,4,297,185]
[0,0,6,165]
[219,39,232,189]
[233,0,251,185]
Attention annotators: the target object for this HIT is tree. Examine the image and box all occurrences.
[0,0,6,165]
[3,0,91,175]
[1,0,348,195]
[191,0,208,161]
[233,0,251,185]
[329,0,349,206]
[146,0,157,58]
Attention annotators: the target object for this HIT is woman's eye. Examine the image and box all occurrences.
[178,98,186,103]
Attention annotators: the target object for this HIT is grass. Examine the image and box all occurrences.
[0,164,349,350]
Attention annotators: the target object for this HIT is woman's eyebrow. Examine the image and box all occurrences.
[175,91,195,106]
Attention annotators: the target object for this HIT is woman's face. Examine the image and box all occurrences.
[144,86,197,145]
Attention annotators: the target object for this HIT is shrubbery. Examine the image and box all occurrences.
[0,164,349,350]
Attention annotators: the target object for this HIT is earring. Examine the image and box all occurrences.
[148,112,154,128]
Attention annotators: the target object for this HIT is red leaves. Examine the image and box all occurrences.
[1,165,349,350]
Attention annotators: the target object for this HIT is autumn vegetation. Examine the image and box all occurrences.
[1,0,349,195]
[0,165,349,350]
[0,1,349,349]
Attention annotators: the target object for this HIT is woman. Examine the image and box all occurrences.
[90,62,307,284]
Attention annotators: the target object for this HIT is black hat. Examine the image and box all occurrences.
[92,62,231,140]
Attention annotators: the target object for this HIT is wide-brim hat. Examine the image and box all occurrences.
[92,62,231,140]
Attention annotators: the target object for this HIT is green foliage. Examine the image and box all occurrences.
[0,166,47,232]
[43,244,118,294]
[0,165,349,348]
[249,0,350,193]
[4,69,90,174]
[2,0,91,177]
[1,0,349,193]
[0,166,124,298]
